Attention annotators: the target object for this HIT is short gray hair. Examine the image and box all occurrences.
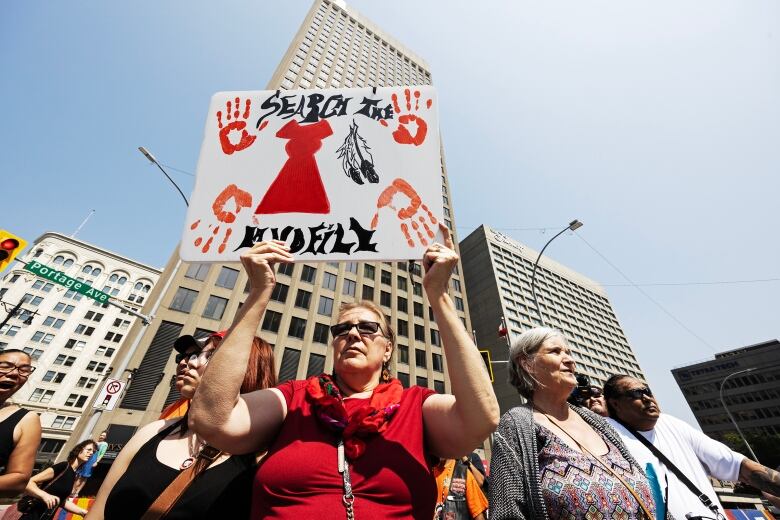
[508,327,566,399]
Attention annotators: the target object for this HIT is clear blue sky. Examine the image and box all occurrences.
[2,1,778,425]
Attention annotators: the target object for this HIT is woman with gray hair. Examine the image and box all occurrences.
[488,327,662,519]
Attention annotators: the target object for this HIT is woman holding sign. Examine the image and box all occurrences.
[190,225,499,519]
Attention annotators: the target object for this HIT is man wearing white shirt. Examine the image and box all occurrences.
[604,375,780,520]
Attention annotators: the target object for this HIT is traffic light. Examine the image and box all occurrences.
[479,350,494,383]
[0,230,27,273]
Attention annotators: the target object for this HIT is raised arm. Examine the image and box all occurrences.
[189,241,292,454]
[0,411,40,495]
[422,225,500,457]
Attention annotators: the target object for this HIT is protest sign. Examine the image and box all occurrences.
[180,86,443,262]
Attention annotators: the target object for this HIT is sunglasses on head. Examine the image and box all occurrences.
[622,387,653,400]
[330,321,383,338]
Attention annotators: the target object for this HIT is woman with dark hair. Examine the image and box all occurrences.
[0,349,42,495]
[489,327,659,520]
[86,331,276,519]
[190,229,500,519]
[20,440,95,518]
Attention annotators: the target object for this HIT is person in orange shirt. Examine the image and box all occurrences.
[434,456,488,520]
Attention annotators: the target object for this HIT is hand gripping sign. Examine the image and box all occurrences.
[181,86,443,262]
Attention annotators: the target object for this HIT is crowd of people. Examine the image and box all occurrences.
[0,229,779,519]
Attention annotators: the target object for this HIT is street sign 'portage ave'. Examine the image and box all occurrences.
[24,261,111,303]
[93,378,127,411]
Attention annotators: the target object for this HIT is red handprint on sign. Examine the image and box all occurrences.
[380,88,433,146]
[370,178,438,247]
[191,184,253,254]
[217,97,266,155]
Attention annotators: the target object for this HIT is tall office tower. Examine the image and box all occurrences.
[64,0,469,464]
[672,340,780,467]
[460,225,646,413]
[0,232,160,467]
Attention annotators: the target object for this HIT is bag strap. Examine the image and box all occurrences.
[140,445,222,520]
[614,419,722,518]
[540,412,654,520]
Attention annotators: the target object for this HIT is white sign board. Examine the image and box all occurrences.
[92,378,126,411]
[181,86,443,262]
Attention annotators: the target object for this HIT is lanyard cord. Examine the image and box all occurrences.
[337,439,355,520]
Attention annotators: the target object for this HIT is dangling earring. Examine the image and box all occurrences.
[381,361,391,382]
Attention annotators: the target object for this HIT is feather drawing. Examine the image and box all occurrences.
[336,120,380,185]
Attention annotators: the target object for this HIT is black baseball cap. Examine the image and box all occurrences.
[173,330,227,354]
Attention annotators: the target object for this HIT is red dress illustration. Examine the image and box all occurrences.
[255,119,333,215]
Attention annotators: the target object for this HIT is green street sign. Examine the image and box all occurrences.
[24,261,111,303]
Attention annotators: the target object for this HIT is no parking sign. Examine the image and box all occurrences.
[92,378,126,411]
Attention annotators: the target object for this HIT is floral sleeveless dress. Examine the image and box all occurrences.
[536,423,656,520]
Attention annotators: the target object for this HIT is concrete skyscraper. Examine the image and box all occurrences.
[460,225,646,413]
[64,0,470,462]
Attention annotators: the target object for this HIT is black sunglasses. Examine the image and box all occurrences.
[621,387,653,400]
[174,350,213,364]
[330,321,383,338]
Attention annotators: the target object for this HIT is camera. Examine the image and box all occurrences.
[567,374,601,407]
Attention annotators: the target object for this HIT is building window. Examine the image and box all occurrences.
[306,353,326,377]
[381,270,391,285]
[300,265,316,283]
[104,332,123,343]
[434,380,445,393]
[261,310,282,333]
[412,282,422,297]
[345,262,358,274]
[42,371,66,383]
[396,319,408,337]
[363,264,375,279]
[84,311,104,322]
[454,297,465,311]
[397,345,409,364]
[432,353,443,372]
[50,416,76,429]
[29,388,55,403]
[271,283,289,303]
[74,325,95,336]
[397,276,407,291]
[65,394,88,408]
[430,329,440,346]
[313,323,330,344]
[170,287,199,313]
[295,289,312,309]
[397,297,407,313]
[342,279,356,297]
[76,377,98,389]
[361,285,374,301]
[278,262,294,277]
[215,267,239,289]
[416,376,428,388]
[318,296,334,316]
[413,302,424,318]
[380,291,391,307]
[415,349,427,368]
[288,317,307,339]
[203,295,228,320]
[397,372,410,388]
[414,324,425,342]
[64,339,86,351]
[322,272,337,291]
[185,263,210,281]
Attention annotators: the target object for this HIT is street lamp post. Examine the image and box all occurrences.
[719,367,761,462]
[530,219,583,326]
[77,147,188,442]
